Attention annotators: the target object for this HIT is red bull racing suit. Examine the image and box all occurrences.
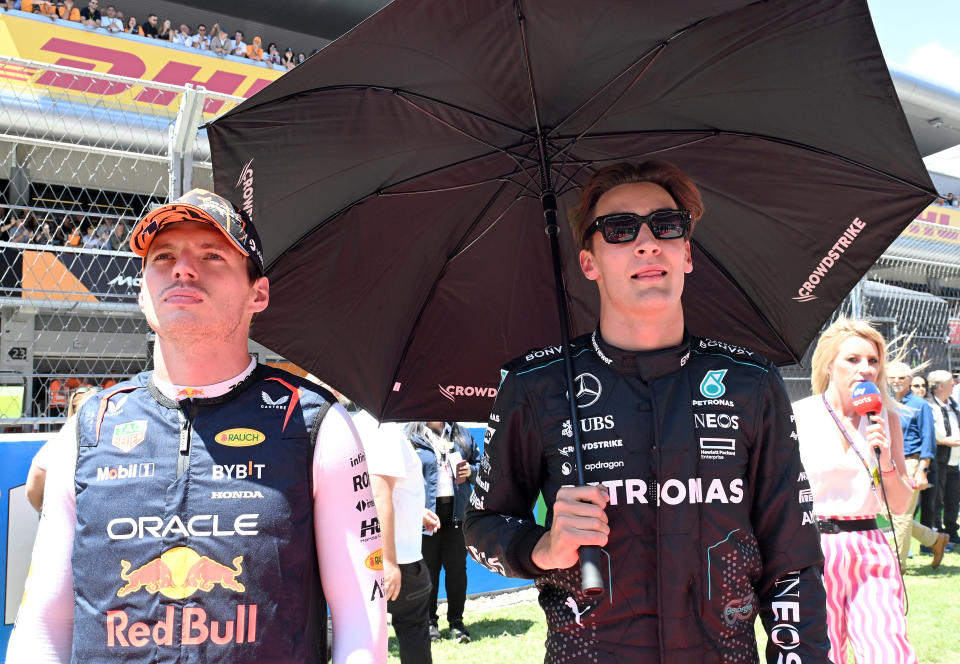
[463,331,831,664]
[7,361,386,664]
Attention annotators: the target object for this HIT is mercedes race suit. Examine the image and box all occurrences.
[463,331,831,664]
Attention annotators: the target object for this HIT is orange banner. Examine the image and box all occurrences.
[905,204,960,247]
[0,10,283,116]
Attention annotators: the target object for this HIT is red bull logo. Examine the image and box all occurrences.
[176,387,206,399]
[107,605,258,647]
[117,547,244,599]
[215,428,266,447]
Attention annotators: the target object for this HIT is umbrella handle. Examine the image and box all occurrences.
[580,545,605,596]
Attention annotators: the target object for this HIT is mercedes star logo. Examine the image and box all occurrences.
[570,372,601,408]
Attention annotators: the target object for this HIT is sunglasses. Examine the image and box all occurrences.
[588,209,691,244]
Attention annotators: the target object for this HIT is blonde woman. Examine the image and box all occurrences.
[792,318,916,664]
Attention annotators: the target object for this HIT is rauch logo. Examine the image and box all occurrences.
[214,428,265,447]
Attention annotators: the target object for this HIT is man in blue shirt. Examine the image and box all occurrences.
[888,361,949,568]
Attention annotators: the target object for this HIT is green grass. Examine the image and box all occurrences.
[389,546,960,663]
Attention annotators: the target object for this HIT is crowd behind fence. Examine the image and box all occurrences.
[0,57,958,432]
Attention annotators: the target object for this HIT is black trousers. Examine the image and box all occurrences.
[918,463,938,530]
[388,559,434,664]
[422,497,468,625]
[935,461,960,537]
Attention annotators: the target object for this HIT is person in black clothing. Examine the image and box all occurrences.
[140,13,158,38]
[928,370,960,543]
[406,421,479,644]
[463,161,832,663]
[79,0,100,27]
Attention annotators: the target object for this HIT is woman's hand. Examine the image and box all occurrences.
[863,414,895,470]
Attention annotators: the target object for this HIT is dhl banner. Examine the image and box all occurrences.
[906,203,960,247]
[0,10,283,116]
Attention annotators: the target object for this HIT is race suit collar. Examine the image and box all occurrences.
[591,328,691,380]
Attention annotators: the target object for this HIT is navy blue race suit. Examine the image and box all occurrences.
[463,330,831,664]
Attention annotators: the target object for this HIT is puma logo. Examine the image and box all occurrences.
[565,596,590,627]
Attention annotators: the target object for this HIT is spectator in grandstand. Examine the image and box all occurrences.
[125,15,139,34]
[140,12,158,38]
[947,193,959,207]
[26,386,98,512]
[34,218,56,245]
[792,318,917,664]
[8,212,35,243]
[107,221,127,251]
[80,222,103,248]
[0,208,16,240]
[0,1,15,11]
[210,26,230,56]
[156,17,172,41]
[100,4,121,31]
[194,23,210,49]
[95,225,111,248]
[282,47,296,70]
[231,30,247,57]
[297,52,306,65]
[887,361,949,567]
[266,42,281,67]
[79,0,99,27]
[912,375,928,398]
[62,215,81,246]
[24,0,57,18]
[56,0,81,22]
[172,22,191,46]
[928,370,960,545]
[247,35,265,61]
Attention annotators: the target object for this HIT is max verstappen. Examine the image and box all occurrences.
[6,189,387,663]
[463,162,831,663]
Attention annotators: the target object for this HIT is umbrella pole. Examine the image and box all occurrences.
[541,191,606,597]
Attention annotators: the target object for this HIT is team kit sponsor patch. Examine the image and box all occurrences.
[112,421,148,453]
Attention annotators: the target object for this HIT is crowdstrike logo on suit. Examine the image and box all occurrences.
[793,217,866,302]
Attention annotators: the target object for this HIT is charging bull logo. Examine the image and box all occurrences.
[118,547,244,599]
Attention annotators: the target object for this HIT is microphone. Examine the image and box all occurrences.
[851,381,883,459]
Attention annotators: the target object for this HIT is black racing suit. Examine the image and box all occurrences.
[463,330,831,664]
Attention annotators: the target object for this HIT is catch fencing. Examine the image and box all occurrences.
[0,56,250,430]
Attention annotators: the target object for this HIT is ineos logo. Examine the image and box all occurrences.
[567,373,601,408]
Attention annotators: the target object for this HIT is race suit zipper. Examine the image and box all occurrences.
[177,405,192,478]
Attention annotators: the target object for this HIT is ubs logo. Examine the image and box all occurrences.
[568,373,602,408]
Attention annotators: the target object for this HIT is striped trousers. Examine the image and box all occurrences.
[819,520,917,664]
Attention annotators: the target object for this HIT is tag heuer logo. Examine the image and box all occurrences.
[111,420,147,453]
[261,391,290,409]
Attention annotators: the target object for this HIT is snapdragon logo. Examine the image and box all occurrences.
[235,158,254,222]
[793,217,866,302]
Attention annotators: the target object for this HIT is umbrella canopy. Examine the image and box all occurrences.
[208,0,935,422]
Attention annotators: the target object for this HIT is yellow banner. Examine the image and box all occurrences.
[905,204,960,247]
[0,10,282,116]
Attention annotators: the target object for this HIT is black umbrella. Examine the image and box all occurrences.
[208,0,933,424]
[208,0,934,594]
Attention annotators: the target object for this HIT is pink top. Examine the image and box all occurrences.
[792,394,882,519]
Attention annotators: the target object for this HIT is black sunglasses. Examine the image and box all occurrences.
[588,209,691,244]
